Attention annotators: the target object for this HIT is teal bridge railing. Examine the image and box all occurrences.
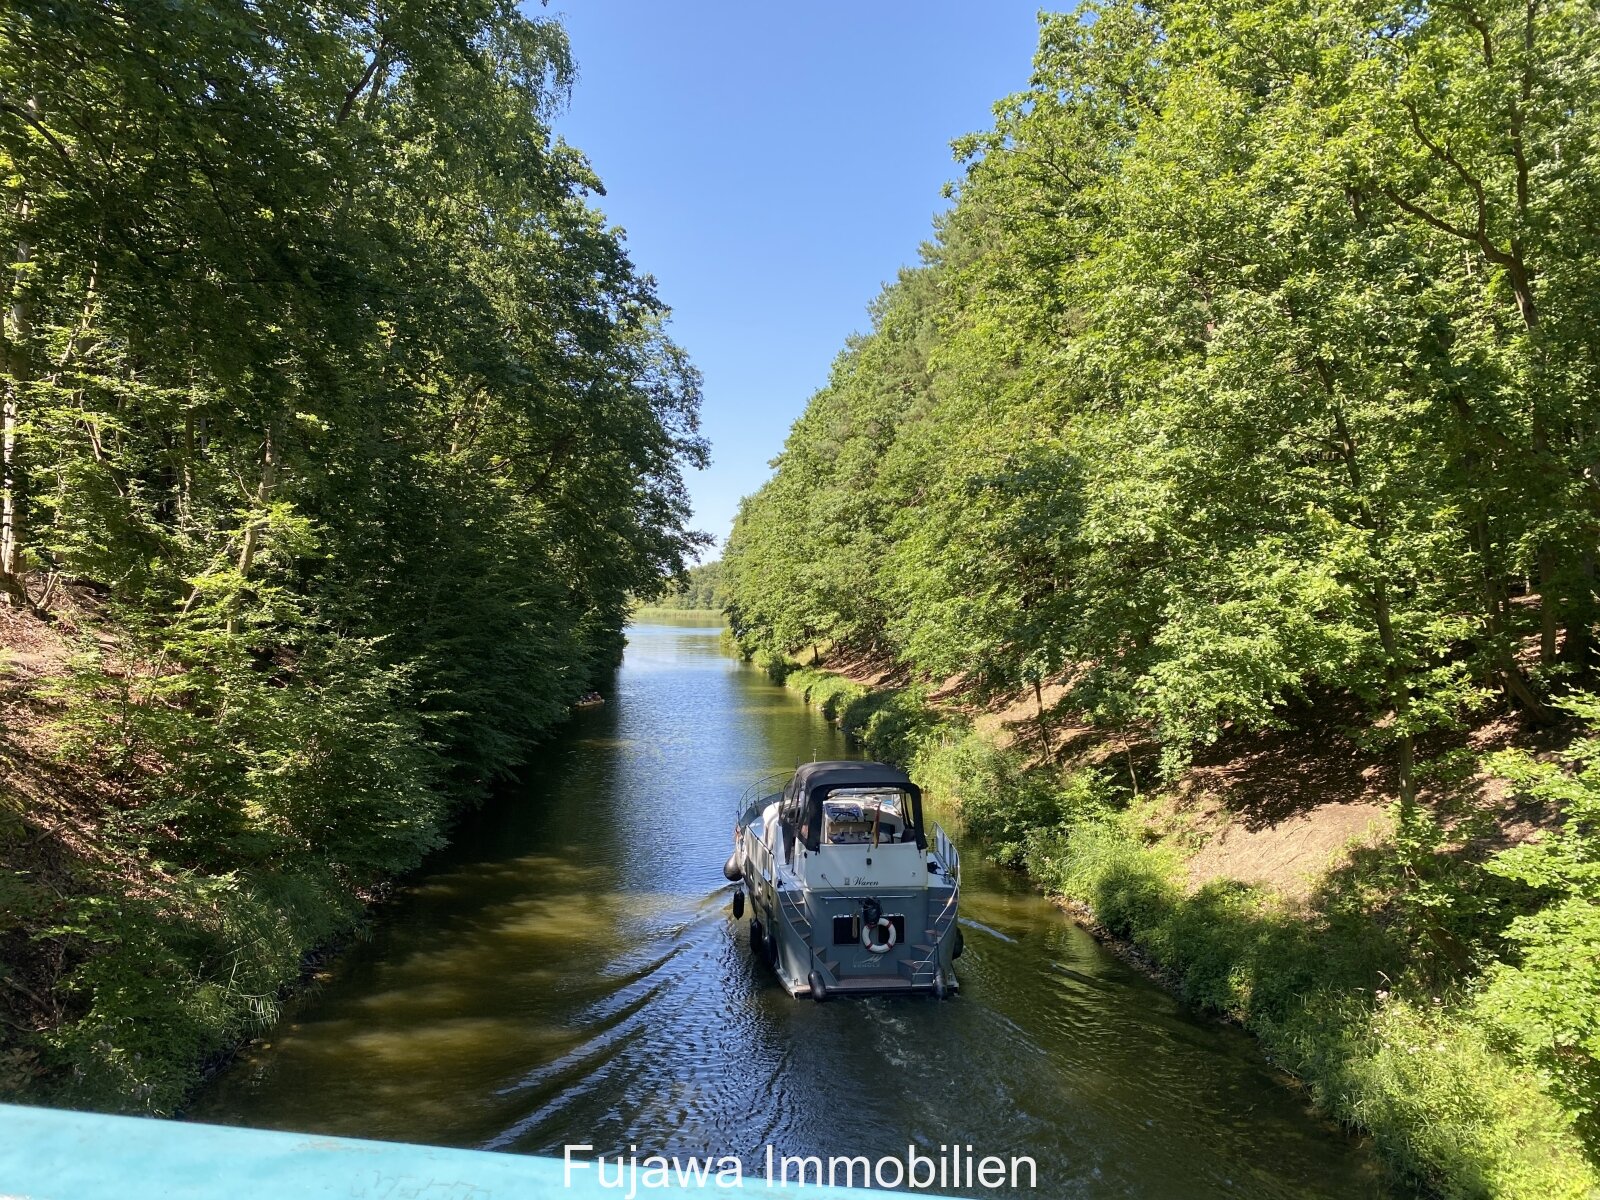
[0,1104,974,1199]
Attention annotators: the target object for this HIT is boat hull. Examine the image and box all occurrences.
[734,796,961,1000]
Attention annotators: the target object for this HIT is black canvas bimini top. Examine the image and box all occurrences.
[785,761,925,852]
[788,760,915,795]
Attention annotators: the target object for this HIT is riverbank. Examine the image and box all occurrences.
[0,596,377,1113]
[0,593,617,1116]
[757,650,1600,1200]
[189,614,1404,1198]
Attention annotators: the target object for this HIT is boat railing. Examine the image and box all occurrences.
[897,825,961,987]
[742,797,781,881]
[932,822,961,884]
[745,820,771,875]
[905,879,960,987]
[735,769,789,817]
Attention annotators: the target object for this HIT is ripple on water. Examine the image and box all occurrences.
[190,617,1406,1200]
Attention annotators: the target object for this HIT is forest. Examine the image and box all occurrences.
[644,559,726,610]
[0,3,702,1110]
[724,0,1600,1196]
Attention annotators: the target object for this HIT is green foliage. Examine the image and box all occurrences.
[841,688,940,766]
[782,667,869,724]
[0,0,703,1111]
[41,872,355,1114]
[1334,999,1597,1200]
[1477,695,1600,1141]
[1031,813,1597,1198]
[646,561,727,611]
[722,5,1600,1186]
[724,0,1599,792]
[913,732,1071,866]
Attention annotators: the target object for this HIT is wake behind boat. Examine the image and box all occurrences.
[724,760,962,1000]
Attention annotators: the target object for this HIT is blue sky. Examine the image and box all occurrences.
[546,2,1050,556]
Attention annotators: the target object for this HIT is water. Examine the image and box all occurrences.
[192,615,1401,1198]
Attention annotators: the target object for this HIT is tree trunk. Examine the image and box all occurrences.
[1,387,22,604]
[1033,678,1050,761]
[1370,580,1417,812]
[1533,399,1560,667]
[1538,544,1560,665]
[1,203,33,606]
[1474,517,1552,719]
[1562,548,1597,673]
[226,424,279,635]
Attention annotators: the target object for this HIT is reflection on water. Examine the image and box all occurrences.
[192,617,1403,1198]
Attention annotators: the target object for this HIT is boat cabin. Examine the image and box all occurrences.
[731,758,962,999]
[820,790,911,844]
[769,762,931,890]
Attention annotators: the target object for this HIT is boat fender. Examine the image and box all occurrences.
[933,970,947,1000]
[952,927,965,959]
[723,852,743,882]
[732,890,745,919]
[749,917,764,953]
[808,971,828,1002]
[862,916,897,955]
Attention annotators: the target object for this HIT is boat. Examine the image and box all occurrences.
[724,760,963,1001]
[573,692,605,710]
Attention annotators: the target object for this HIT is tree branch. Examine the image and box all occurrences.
[0,100,72,167]
[1381,185,1480,245]
[1401,99,1491,242]
[337,39,390,125]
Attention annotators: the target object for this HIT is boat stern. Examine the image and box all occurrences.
[771,878,961,1000]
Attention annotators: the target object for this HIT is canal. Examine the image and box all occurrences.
[192,615,1401,1198]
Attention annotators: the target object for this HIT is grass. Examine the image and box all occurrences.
[1025,816,1596,1199]
[769,654,1600,1200]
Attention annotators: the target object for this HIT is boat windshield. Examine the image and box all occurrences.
[821,788,910,845]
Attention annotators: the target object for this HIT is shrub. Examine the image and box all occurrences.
[910,732,1068,864]
[1333,998,1597,1200]
[1031,810,1599,1198]
[1477,694,1600,1147]
[843,688,939,764]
